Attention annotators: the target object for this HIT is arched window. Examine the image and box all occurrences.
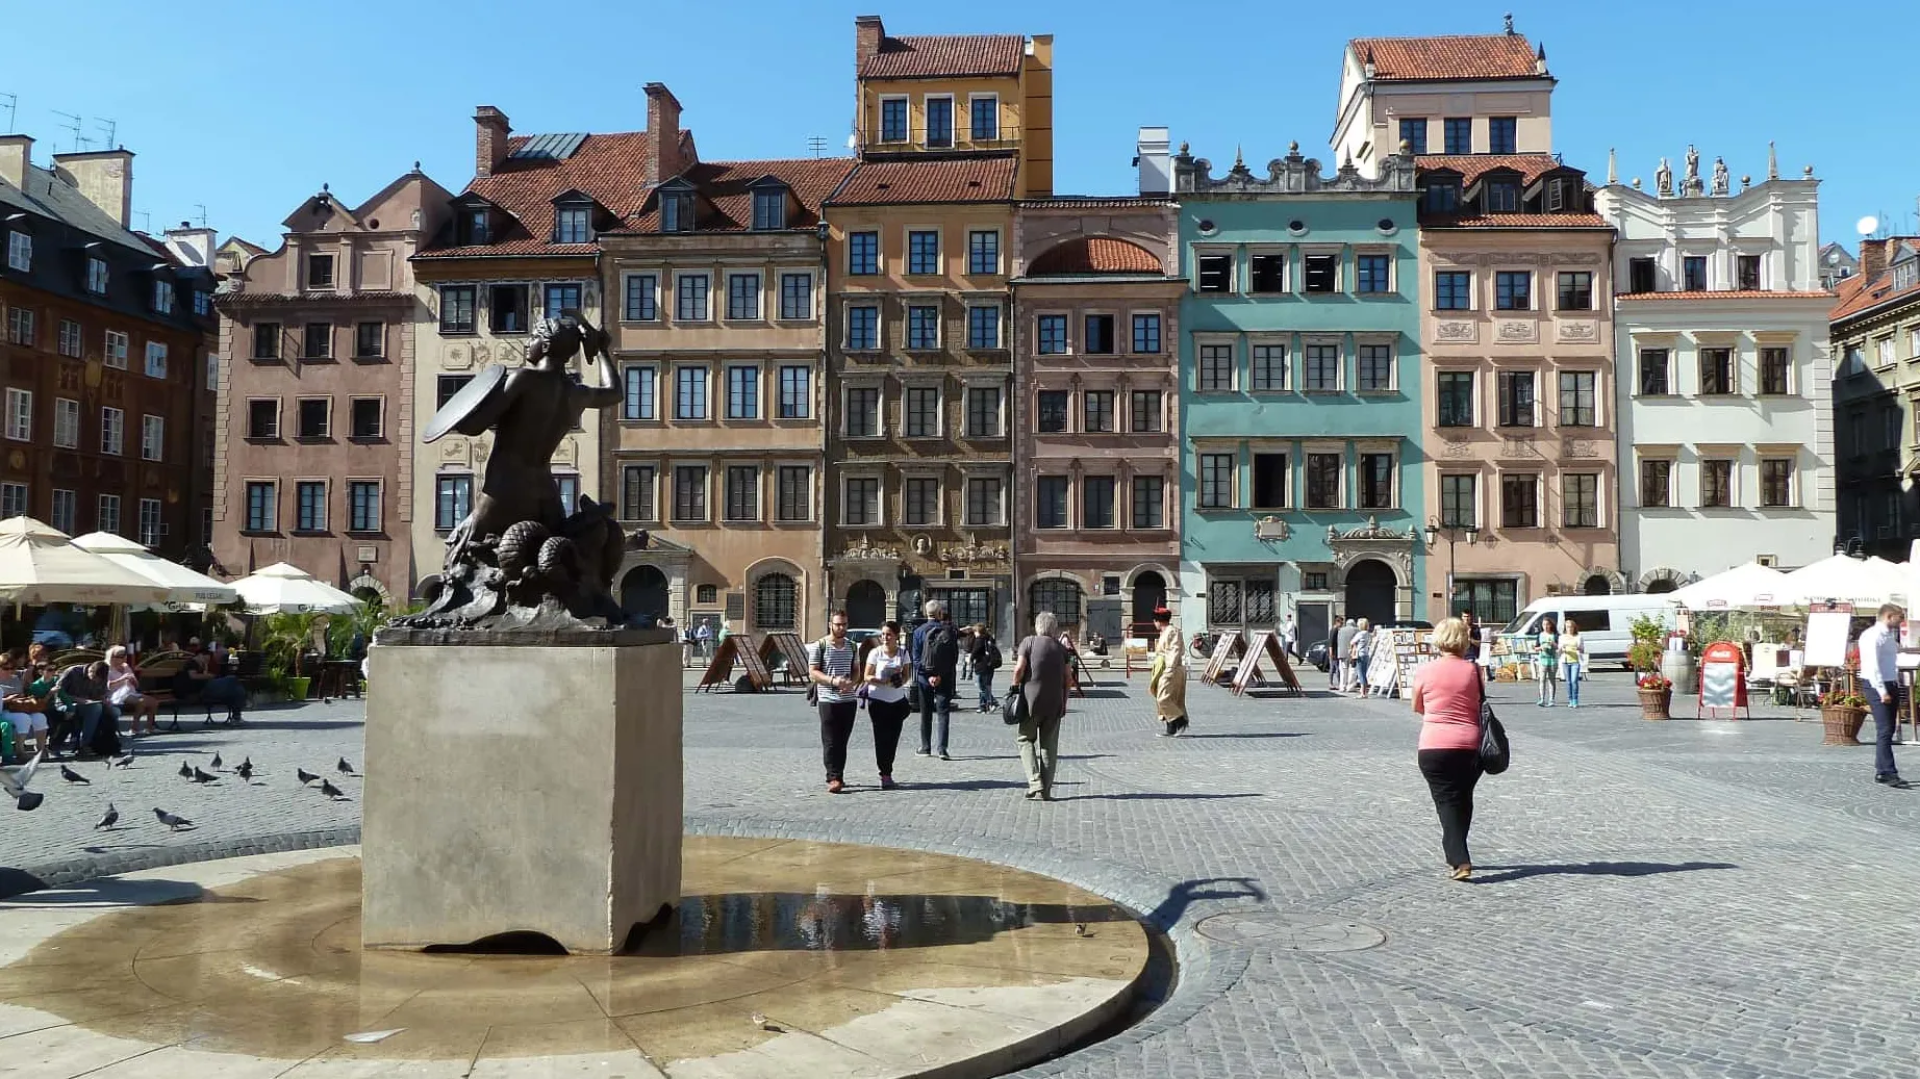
[755,573,798,631]
[1029,578,1083,628]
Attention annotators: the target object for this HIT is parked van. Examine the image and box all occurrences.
[1501,596,1678,667]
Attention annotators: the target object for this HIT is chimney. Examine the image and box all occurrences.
[164,223,216,269]
[0,135,32,190]
[1135,127,1171,196]
[51,149,134,229]
[474,106,511,178]
[1862,238,1891,281]
[644,82,686,185]
[856,15,885,71]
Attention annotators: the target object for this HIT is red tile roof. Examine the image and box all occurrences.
[620,158,855,234]
[1618,290,1833,301]
[1352,34,1542,81]
[1027,237,1163,275]
[1423,212,1610,229]
[828,158,1017,206]
[1019,197,1171,209]
[1417,154,1567,186]
[860,34,1026,79]
[1830,245,1920,321]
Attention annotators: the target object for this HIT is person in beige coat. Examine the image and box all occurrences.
[1149,607,1188,736]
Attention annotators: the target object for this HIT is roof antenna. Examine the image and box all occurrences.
[50,110,87,152]
[134,209,151,234]
[0,94,17,135]
[194,203,208,228]
[1503,12,1515,34]
[93,118,117,150]
[806,135,827,158]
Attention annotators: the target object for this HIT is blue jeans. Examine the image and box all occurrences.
[918,680,953,755]
[70,701,117,753]
[199,676,247,716]
[1563,663,1582,705]
[1871,680,1900,778]
[1355,654,1371,691]
[977,668,995,710]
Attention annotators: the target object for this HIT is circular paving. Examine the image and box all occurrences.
[1194,911,1387,952]
[0,836,1150,1078]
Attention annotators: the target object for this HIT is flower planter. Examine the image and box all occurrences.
[287,676,312,701]
[1821,705,1867,746]
[1637,686,1672,720]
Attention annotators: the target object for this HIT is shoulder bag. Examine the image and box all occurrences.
[1475,673,1510,775]
[1002,636,1030,725]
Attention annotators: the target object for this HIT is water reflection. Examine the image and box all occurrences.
[645,888,1132,955]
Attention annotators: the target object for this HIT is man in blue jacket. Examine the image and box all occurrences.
[912,599,959,760]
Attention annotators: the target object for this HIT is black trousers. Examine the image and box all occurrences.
[868,697,909,776]
[1418,748,1483,868]
[818,700,858,780]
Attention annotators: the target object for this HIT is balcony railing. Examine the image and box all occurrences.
[866,125,1022,153]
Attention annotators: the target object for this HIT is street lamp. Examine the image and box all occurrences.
[1424,517,1480,615]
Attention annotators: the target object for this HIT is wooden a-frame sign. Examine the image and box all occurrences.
[762,632,811,685]
[1202,630,1247,685]
[696,632,774,693]
[1230,630,1303,696]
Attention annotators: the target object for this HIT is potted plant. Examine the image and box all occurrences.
[1636,673,1673,720]
[1819,689,1869,746]
[258,611,328,702]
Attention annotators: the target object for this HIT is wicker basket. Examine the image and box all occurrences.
[1821,705,1867,746]
[1637,686,1672,720]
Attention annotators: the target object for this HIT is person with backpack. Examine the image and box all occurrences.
[970,623,1001,713]
[912,599,959,760]
[807,611,861,794]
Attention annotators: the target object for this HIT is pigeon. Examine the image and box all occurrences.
[179,761,193,779]
[153,807,193,831]
[320,779,345,800]
[238,756,251,773]
[96,803,117,829]
[210,753,223,770]
[236,760,254,781]
[1,752,45,811]
[110,752,134,769]
[337,758,356,776]
[60,765,90,785]
[296,768,318,786]
[1074,923,1089,937]
[192,767,219,784]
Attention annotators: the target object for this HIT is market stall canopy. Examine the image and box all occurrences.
[1783,554,1909,608]
[70,532,238,607]
[1669,562,1791,610]
[0,518,174,606]
[230,562,361,615]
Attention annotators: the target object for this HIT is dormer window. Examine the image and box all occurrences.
[152,279,175,314]
[86,256,108,294]
[463,209,490,245]
[1546,180,1568,212]
[1423,180,1460,214]
[752,188,787,231]
[1485,180,1519,213]
[660,192,693,234]
[5,230,30,272]
[554,205,592,244]
[1895,258,1919,291]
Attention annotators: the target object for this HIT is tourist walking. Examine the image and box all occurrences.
[1325,616,1346,691]
[1336,617,1360,694]
[913,600,959,760]
[1558,620,1587,708]
[1011,611,1071,800]
[1280,614,1299,659]
[1351,618,1375,699]
[1860,603,1909,789]
[1411,617,1486,880]
[696,621,714,660]
[1149,607,1188,736]
[862,621,912,790]
[1534,616,1560,707]
[969,624,1001,713]
[808,612,861,794]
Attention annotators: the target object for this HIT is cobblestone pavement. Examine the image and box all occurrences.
[8,666,1920,1078]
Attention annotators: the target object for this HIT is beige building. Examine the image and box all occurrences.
[1334,23,1554,176]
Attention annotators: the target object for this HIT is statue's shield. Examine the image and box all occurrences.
[422,364,511,444]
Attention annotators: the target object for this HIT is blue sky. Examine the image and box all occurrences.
[5,1,1910,252]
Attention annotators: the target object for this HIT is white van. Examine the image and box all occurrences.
[1501,596,1678,667]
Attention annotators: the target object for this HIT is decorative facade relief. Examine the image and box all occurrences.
[1495,320,1538,344]
[1557,320,1599,343]
[1434,321,1477,343]
[1254,516,1290,541]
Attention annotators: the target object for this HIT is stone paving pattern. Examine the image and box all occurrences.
[7,668,1920,1077]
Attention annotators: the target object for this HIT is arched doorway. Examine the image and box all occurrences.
[1344,559,1396,624]
[1583,574,1612,596]
[620,565,669,621]
[846,580,887,628]
[1645,579,1678,594]
[1130,571,1167,628]
[1029,577,1084,635]
[754,573,798,632]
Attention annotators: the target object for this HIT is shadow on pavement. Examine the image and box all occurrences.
[1066,792,1263,802]
[1470,860,1738,884]
[1176,732,1308,740]
[1147,876,1267,930]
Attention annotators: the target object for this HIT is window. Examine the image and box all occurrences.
[1497,371,1535,427]
[1455,579,1519,625]
[1437,372,1475,426]
[906,305,939,349]
[56,319,81,358]
[435,375,472,412]
[843,475,880,525]
[140,414,164,460]
[52,398,77,449]
[675,367,709,420]
[1356,254,1391,294]
[925,96,953,147]
[1440,474,1476,528]
[1359,453,1394,509]
[1559,372,1597,426]
[353,321,385,359]
[904,476,940,525]
[1303,254,1338,293]
[245,481,277,532]
[673,466,709,521]
[880,97,908,142]
[778,273,811,320]
[1251,453,1287,509]
[846,305,879,350]
[1251,344,1287,391]
[1563,474,1599,528]
[137,498,162,547]
[1036,390,1069,433]
[4,307,29,347]
[1701,459,1734,508]
[1083,476,1116,528]
[247,323,278,362]
[966,305,1000,348]
[440,286,476,333]
[536,283,579,322]
[151,280,175,313]
[1,388,27,441]
[553,205,591,244]
[1435,271,1471,310]
[1700,348,1734,395]
[245,399,277,440]
[1131,390,1162,433]
[1629,257,1656,294]
[461,208,490,244]
[1398,118,1427,155]
[1132,312,1161,353]
[754,574,797,630]
[849,231,879,275]
[1423,180,1460,214]
[624,274,658,321]
[970,95,998,140]
[306,254,334,290]
[294,481,327,532]
[350,398,382,439]
[725,465,760,521]
[726,366,759,420]
[302,322,331,360]
[1760,458,1794,507]
[1037,314,1068,355]
[908,230,940,275]
[1641,459,1672,508]
[1495,271,1531,310]
[105,329,129,367]
[845,387,880,437]
[347,482,380,532]
[751,189,786,231]
[97,493,120,535]
[1639,349,1671,396]
[200,506,212,546]
[1760,347,1791,395]
[555,474,580,513]
[1556,271,1593,311]
[6,231,30,271]
[144,341,168,379]
[777,465,811,521]
[675,274,710,321]
[1197,254,1233,292]
[1250,254,1286,293]
[1132,476,1164,528]
[1546,180,1569,212]
[205,352,218,391]
[1199,342,1235,391]
[966,386,1000,436]
[1036,476,1070,527]
[1489,117,1517,154]
[296,398,330,440]
[905,386,940,437]
[1737,255,1761,290]
[1083,389,1115,433]
[1501,474,1538,528]
[100,407,124,454]
[1084,314,1116,355]
[1443,117,1471,154]
[1306,453,1341,509]
[1356,344,1393,391]
[778,366,810,419]
[1683,256,1707,291]
[965,476,1001,526]
[1485,181,1519,213]
[1304,343,1340,391]
[435,475,472,530]
[1878,337,1897,368]
[621,465,657,521]
[968,230,999,275]
[1199,454,1235,509]
[725,274,760,320]
[49,489,74,535]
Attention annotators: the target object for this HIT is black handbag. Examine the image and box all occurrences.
[1476,677,1509,774]
[1001,683,1029,725]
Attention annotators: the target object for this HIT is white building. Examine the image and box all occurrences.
[1596,148,1834,587]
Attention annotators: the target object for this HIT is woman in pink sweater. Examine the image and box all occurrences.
[1410,617,1485,881]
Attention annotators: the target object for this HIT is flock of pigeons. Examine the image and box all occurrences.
[0,747,360,833]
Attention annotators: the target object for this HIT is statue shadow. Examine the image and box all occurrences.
[1145,876,1267,930]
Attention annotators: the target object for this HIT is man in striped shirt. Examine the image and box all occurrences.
[810,611,861,794]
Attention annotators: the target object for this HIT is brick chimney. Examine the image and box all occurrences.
[0,135,32,190]
[644,83,686,185]
[51,149,134,229]
[474,106,511,178]
[856,15,885,72]
[1862,238,1891,281]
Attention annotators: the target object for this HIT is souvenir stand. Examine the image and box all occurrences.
[1696,640,1750,719]
[1795,602,1854,717]
[1365,627,1433,698]
[1489,633,1541,682]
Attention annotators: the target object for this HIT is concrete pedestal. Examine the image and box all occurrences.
[360,628,682,954]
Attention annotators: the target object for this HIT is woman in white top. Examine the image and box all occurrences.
[863,621,912,790]
[1350,619,1375,699]
[105,645,159,736]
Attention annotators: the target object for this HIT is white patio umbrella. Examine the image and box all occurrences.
[0,517,173,606]
[70,532,239,607]
[1669,561,1792,610]
[229,562,361,615]
[1782,554,1907,607]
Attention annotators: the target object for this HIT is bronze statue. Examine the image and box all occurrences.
[402,312,643,629]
